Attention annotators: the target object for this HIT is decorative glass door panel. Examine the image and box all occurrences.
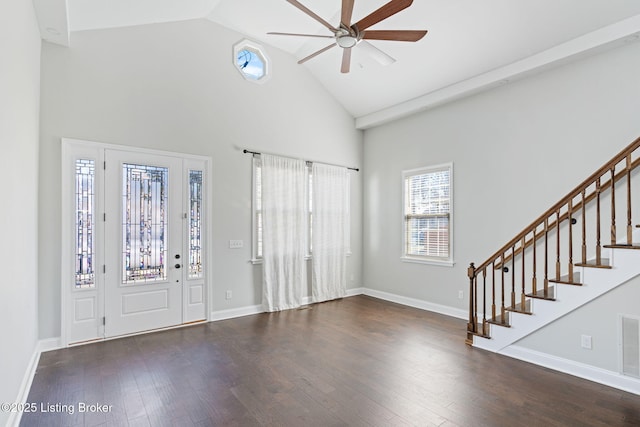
[122,164,169,284]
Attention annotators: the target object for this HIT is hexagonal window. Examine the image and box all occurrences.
[233,40,270,83]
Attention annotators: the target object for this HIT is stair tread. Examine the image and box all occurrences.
[548,272,582,286]
[487,312,510,328]
[505,299,532,315]
[526,286,555,301]
[468,322,491,339]
[603,243,640,250]
[575,258,612,269]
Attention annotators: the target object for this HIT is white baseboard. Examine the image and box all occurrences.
[210,287,367,322]
[7,343,42,427]
[501,345,640,395]
[361,287,468,320]
[38,337,62,353]
[210,304,263,321]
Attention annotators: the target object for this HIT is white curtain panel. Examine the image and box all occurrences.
[312,163,348,303]
[261,154,308,312]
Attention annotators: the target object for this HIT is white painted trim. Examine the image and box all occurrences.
[501,345,640,396]
[210,305,264,321]
[38,337,62,353]
[7,344,43,427]
[362,288,468,320]
[209,288,366,321]
[355,14,640,129]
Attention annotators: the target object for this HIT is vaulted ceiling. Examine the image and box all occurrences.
[33,0,640,128]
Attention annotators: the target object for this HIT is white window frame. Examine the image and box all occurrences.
[233,39,271,84]
[401,163,454,267]
[251,157,351,263]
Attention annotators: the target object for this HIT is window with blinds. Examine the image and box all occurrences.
[402,164,454,266]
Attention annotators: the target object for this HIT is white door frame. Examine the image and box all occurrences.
[61,138,212,346]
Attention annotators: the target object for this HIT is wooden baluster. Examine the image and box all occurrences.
[511,246,516,309]
[467,263,476,334]
[482,268,487,335]
[611,167,616,245]
[544,217,549,295]
[532,227,537,295]
[521,236,526,308]
[555,210,561,280]
[568,198,574,283]
[627,154,633,245]
[491,261,496,322]
[596,177,602,264]
[500,254,506,323]
[581,189,587,264]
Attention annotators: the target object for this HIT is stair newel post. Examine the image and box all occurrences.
[581,189,587,264]
[482,267,487,336]
[521,236,526,308]
[467,263,476,335]
[611,167,617,245]
[500,254,506,322]
[596,177,602,264]
[511,246,516,309]
[532,227,537,295]
[555,209,561,280]
[626,154,633,245]
[544,217,549,295]
[568,198,574,283]
[491,260,496,322]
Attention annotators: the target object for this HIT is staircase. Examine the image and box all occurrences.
[466,136,640,349]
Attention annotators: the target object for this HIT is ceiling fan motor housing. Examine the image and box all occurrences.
[336,26,359,48]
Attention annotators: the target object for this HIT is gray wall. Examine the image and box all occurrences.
[362,40,640,370]
[0,0,41,424]
[39,19,363,339]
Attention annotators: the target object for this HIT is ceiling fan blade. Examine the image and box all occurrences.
[268,32,334,39]
[358,41,395,66]
[341,0,355,27]
[285,0,337,32]
[298,43,337,64]
[362,30,427,42]
[341,48,352,73]
[353,0,413,31]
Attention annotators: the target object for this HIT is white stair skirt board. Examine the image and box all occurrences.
[474,247,640,353]
[502,345,640,396]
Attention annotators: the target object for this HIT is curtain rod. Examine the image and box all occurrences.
[243,149,359,172]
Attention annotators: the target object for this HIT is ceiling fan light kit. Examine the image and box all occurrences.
[269,0,427,73]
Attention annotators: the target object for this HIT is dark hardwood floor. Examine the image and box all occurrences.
[21,295,640,426]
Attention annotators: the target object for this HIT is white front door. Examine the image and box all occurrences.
[104,150,184,337]
[63,140,209,345]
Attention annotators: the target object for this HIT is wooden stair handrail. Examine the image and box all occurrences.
[495,155,640,269]
[471,135,640,276]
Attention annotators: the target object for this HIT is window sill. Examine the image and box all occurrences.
[401,256,455,267]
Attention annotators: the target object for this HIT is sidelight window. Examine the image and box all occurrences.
[188,170,203,278]
[75,159,95,288]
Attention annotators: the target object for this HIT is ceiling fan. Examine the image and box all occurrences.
[268,0,427,73]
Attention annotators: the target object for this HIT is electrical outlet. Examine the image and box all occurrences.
[225,290,232,300]
[229,240,243,249]
[581,334,592,349]
[458,290,464,299]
